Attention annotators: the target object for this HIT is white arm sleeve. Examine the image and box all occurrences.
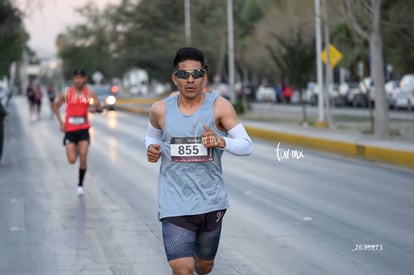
[222,123,252,156]
[145,122,163,150]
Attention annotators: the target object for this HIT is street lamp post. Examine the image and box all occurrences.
[227,0,235,104]
[315,0,325,124]
[184,0,191,46]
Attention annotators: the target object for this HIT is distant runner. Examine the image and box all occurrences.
[53,68,103,195]
[47,84,56,119]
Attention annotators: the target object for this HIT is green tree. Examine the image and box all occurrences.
[382,0,414,76]
[58,3,117,81]
[57,0,271,85]
[245,0,315,82]
[267,33,315,124]
[53,0,414,98]
[330,23,369,81]
[0,0,28,77]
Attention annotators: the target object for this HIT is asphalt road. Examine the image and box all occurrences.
[1,96,414,275]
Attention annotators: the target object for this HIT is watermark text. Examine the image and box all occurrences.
[275,142,304,162]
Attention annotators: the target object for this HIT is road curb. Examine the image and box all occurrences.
[117,104,414,170]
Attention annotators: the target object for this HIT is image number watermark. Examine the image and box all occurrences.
[352,244,384,252]
[275,142,304,162]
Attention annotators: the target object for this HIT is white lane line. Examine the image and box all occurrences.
[9,198,25,232]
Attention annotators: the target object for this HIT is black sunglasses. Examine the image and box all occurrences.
[174,69,206,79]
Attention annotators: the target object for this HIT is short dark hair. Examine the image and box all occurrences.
[73,68,86,76]
[173,47,205,69]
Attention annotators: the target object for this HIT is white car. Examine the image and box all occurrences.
[255,85,276,102]
[336,82,358,106]
[385,80,400,109]
[345,77,378,108]
[210,83,230,100]
[391,74,414,111]
[307,83,338,106]
[393,90,413,111]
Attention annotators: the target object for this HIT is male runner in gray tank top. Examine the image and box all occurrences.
[146,47,252,275]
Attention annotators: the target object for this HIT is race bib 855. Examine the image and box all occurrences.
[170,137,213,163]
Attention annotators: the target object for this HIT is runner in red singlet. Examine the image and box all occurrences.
[53,68,103,195]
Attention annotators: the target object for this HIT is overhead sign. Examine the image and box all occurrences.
[321,44,343,68]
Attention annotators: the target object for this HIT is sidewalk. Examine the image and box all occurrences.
[116,98,414,169]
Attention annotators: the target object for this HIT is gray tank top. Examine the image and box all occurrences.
[158,92,228,219]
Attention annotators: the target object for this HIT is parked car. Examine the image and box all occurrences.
[306,83,338,106]
[88,84,117,110]
[304,82,315,104]
[384,80,400,109]
[241,82,257,102]
[393,90,413,111]
[335,82,358,107]
[255,85,276,102]
[210,83,230,100]
[390,74,414,111]
[347,77,372,107]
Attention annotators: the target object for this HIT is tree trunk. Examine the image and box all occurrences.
[214,30,227,83]
[241,65,251,111]
[301,89,308,126]
[370,0,389,138]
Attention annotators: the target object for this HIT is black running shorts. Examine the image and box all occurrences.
[63,129,90,146]
[163,209,226,233]
[161,209,226,261]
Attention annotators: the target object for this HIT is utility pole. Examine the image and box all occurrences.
[315,0,325,126]
[184,0,191,46]
[227,0,235,104]
[322,0,335,129]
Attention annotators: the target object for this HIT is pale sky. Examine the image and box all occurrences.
[18,0,120,58]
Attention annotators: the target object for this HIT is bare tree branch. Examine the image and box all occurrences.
[361,0,373,16]
[11,0,43,17]
[345,0,370,39]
